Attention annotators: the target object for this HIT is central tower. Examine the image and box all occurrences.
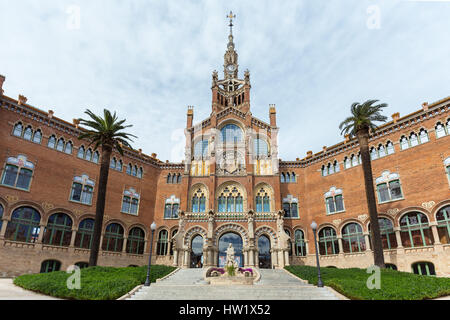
[212,11,251,114]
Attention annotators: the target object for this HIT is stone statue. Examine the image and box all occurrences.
[225,243,239,268]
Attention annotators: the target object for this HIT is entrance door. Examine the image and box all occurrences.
[218,232,243,267]
[258,235,271,269]
[190,235,204,268]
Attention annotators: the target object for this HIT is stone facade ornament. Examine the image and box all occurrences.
[421,201,435,210]
[42,202,54,211]
[332,219,342,227]
[5,195,19,203]
[387,208,399,217]
[357,214,369,223]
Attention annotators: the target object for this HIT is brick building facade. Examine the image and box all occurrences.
[0,21,449,277]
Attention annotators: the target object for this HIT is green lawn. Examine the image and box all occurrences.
[13,265,176,300]
[285,265,450,300]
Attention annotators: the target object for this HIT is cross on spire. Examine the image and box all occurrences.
[227,11,236,35]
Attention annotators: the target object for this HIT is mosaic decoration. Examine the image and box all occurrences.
[6,155,34,170]
[375,170,400,184]
[387,208,399,217]
[282,194,298,203]
[332,219,342,227]
[421,201,435,210]
[73,174,95,186]
[325,186,342,198]
[357,214,369,223]
[165,195,180,204]
[124,188,140,199]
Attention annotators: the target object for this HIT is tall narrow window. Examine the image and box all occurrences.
[370,147,378,160]
[436,205,450,244]
[117,160,123,172]
[294,230,306,256]
[419,129,429,143]
[409,133,419,147]
[400,136,409,150]
[436,122,446,138]
[23,127,33,141]
[121,188,140,215]
[344,157,351,169]
[85,149,92,161]
[325,187,344,214]
[280,173,285,183]
[13,123,23,137]
[378,144,386,158]
[283,195,299,218]
[167,173,171,184]
[77,146,85,159]
[255,187,271,213]
[157,230,169,255]
[56,138,65,151]
[92,151,99,163]
[386,141,394,155]
[48,135,56,149]
[127,164,132,175]
[33,130,42,144]
[127,227,145,255]
[110,158,117,169]
[164,196,180,219]
[132,165,137,176]
[137,167,143,179]
[64,141,73,154]
[191,188,206,213]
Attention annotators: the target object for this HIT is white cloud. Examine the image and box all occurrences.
[0,0,449,162]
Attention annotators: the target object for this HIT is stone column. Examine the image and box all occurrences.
[173,249,179,266]
[0,217,9,239]
[284,249,289,266]
[249,249,255,266]
[255,252,259,268]
[271,249,277,268]
[213,248,218,267]
[183,249,190,268]
[430,223,441,245]
[37,224,46,243]
[243,249,248,267]
[69,228,77,247]
[364,233,371,250]
[337,237,344,254]
[143,240,148,254]
[394,228,403,248]
[122,237,128,253]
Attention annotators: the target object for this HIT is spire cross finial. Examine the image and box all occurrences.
[227,11,236,34]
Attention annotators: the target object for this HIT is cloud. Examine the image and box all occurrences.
[0,0,449,162]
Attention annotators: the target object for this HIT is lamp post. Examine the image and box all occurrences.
[310,221,324,287]
[144,222,157,286]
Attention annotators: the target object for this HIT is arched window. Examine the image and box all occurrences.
[400,136,409,150]
[386,141,395,155]
[217,186,244,213]
[285,172,291,183]
[43,213,73,247]
[166,173,171,184]
[191,188,206,213]
[351,154,358,166]
[177,173,181,183]
[318,227,339,255]
[291,172,297,181]
[5,206,41,243]
[117,160,123,172]
[77,146,85,159]
[342,223,366,253]
[418,129,429,143]
[102,223,124,252]
[436,205,450,244]
[255,187,271,213]
[376,171,403,203]
[370,147,378,160]
[378,144,386,158]
[75,218,94,249]
[127,227,145,255]
[110,158,116,169]
[333,161,340,173]
[294,229,306,256]
[23,126,33,141]
[47,135,56,149]
[33,130,42,144]
[85,149,92,161]
[75,262,89,269]
[220,124,243,143]
[400,212,434,248]
[385,263,397,270]
[254,138,269,157]
[344,157,351,169]
[40,260,61,273]
[280,173,285,183]
[126,164,132,175]
[171,173,177,184]
[369,218,397,249]
[122,188,140,215]
[1,155,34,190]
[435,122,446,138]
[64,141,73,154]
[321,165,327,177]
[70,175,94,205]
[412,262,435,276]
[194,140,209,157]
[164,196,180,219]
[137,167,143,179]
[56,138,65,151]
[92,151,99,163]
[409,132,419,147]
[325,187,344,214]
[132,165,137,176]
[13,123,23,137]
[157,229,169,255]
[283,195,298,218]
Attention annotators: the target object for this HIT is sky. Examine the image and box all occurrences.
[1,0,450,162]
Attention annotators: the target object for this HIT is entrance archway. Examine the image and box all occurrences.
[258,235,271,269]
[190,235,204,268]
[218,232,243,267]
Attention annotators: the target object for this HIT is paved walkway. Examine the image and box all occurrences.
[128,268,340,300]
[0,279,60,300]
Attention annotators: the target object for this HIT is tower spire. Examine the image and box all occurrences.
[224,11,238,79]
[227,11,236,36]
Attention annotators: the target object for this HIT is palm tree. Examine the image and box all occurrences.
[78,109,136,266]
[339,100,388,268]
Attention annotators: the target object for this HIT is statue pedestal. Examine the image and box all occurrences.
[208,275,254,286]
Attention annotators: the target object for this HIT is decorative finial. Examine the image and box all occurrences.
[227,11,236,35]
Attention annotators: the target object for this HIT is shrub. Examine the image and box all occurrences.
[285,265,450,300]
[13,265,176,300]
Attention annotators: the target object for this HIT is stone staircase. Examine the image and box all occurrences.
[127,268,340,300]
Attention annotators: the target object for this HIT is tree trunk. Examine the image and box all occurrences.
[89,145,112,266]
[356,129,385,268]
